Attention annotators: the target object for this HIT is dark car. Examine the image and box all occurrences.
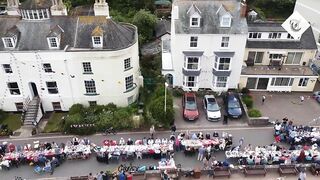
[182,92,199,121]
[225,93,242,119]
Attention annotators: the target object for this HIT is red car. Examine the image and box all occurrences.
[182,92,199,121]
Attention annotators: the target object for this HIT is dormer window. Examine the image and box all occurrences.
[93,36,102,46]
[190,17,200,27]
[220,15,231,27]
[2,37,15,48]
[91,26,104,48]
[48,37,59,49]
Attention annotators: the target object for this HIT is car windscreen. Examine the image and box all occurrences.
[185,97,197,110]
[228,99,240,109]
[207,98,219,111]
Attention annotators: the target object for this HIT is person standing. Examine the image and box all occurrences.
[170,124,176,133]
[150,125,155,139]
[300,96,305,103]
[198,146,205,161]
[298,169,307,180]
[262,95,266,105]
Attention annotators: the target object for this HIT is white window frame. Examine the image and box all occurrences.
[46,81,59,94]
[84,80,97,94]
[42,63,53,73]
[190,15,200,27]
[220,15,231,27]
[92,36,103,48]
[248,51,264,64]
[298,78,309,87]
[125,75,134,91]
[248,32,262,39]
[184,56,200,70]
[47,37,59,49]
[190,36,198,47]
[183,76,198,87]
[221,36,229,48]
[270,77,293,87]
[2,37,15,48]
[3,64,13,73]
[124,58,131,70]
[269,54,283,60]
[82,62,92,74]
[285,52,303,65]
[214,76,228,88]
[268,32,282,39]
[7,82,20,95]
[52,102,62,111]
[214,57,231,71]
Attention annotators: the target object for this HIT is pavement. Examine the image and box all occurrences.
[251,91,320,125]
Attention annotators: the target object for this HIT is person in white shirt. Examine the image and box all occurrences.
[119,138,125,146]
[155,138,161,144]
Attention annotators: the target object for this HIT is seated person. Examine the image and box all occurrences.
[272,154,280,164]
[246,155,254,165]
[213,132,219,137]
[127,138,134,145]
[305,154,313,162]
[255,156,261,165]
[119,138,125,146]
[205,133,210,140]
[142,137,147,145]
[155,138,161,144]
[191,133,198,140]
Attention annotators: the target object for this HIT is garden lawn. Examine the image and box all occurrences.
[0,113,21,131]
[43,112,66,133]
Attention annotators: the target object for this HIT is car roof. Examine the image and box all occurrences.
[227,94,238,101]
[204,95,215,99]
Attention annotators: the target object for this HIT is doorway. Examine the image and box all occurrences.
[257,78,269,90]
[30,82,39,97]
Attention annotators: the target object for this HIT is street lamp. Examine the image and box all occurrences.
[164,82,169,113]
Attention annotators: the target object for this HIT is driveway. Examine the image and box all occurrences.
[250,91,320,125]
[173,96,247,129]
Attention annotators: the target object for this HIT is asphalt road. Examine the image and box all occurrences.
[0,127,275,179]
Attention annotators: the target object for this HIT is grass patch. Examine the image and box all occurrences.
[0,113,21,131]
[43,112,67,133]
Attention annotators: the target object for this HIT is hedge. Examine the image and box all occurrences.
[248,108,262,117]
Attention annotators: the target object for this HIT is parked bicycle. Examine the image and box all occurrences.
[105,127,116,135]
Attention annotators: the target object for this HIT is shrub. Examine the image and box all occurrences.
[241,87,250,95]
[172,88,184,97]
[68,104,84,115]
[248,109,262,117]
[0,109,7,120]
[242,95,253,109]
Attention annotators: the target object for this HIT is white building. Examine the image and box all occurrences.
[239,22,318,92]
[294,0,320,49]
[0,0,142,125]
[162,0,248,92]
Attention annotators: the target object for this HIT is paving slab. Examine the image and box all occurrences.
[250,91,320,125]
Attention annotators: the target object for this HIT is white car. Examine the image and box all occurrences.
[203,95,221,121]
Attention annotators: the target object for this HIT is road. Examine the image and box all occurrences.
[0,127,275,180]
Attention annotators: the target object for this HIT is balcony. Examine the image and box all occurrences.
[241,65,315,76]
[182,68,201,76]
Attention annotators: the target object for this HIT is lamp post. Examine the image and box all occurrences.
[164,82,169,113]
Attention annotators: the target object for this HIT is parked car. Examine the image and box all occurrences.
[316,97,320,103]
[313,91,320,99]
[225,93,242,119]
[182,92,199,121]
[203,95,221,121]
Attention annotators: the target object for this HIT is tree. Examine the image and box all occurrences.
[132,9,157,44]
[149,95,174,127]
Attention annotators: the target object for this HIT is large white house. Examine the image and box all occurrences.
[294,0,320,49]
[162,0,248,92]
[0,0,142,121]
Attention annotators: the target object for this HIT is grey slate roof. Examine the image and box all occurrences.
[0,16,136,51]
[246,23,317,50]
[174,0,247,34]
[20,0,52,10]
[155,19,171,38]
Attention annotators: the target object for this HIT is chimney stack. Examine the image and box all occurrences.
[94,0,110,17]
[240,0,247,18]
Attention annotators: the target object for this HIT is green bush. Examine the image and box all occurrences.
[0,109,7,120]
[172,88,184,97]
[248,109,262,117]
[242,95,253,109]
[68,104,84,115]
[241,87,250,95]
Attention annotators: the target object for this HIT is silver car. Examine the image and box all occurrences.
[203,95,221,121]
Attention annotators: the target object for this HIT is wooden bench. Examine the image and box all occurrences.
[70,176,88,180]
[310,163,320,176]
[244,165,267,176]
[212,167,231,178]
[278,164,298,176]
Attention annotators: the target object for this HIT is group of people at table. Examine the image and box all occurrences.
[274,117,320,145]
[0,137,91,171]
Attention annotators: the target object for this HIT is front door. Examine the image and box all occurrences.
[30,82,39,97]
[257,78,269,90]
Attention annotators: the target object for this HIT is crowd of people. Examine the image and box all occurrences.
[274,117,320,145]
